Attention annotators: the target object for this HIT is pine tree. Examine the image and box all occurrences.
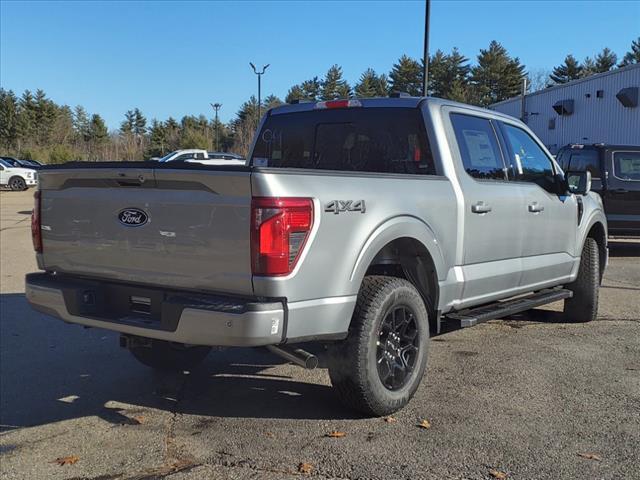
[17,90,37,146]
[580,57,597,78]
[285,85,305,103]
[619,37,640,66]
[133,108,146,136]
[89,114,108,144]
[301,77,321,101]
[73,106,90,142]
[320,65,350,100]
[594,47,617,73]
[147,119,168,157]
[120,110,135,135]
[0,89,19,149]
[355,68,380,98]
[549,54,582,84]
[262,94,283,110]
[428,48,471,99]
[470,41,526,106]
[389,55,423,96]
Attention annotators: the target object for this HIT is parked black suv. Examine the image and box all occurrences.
[557,144,640,236]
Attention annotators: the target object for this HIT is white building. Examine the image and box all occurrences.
[490,64,640,153]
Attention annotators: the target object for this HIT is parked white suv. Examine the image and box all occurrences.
[0,158,38,191]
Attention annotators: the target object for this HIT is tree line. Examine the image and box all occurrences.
[1,38,638,163]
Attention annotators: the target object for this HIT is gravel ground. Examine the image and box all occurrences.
[1,189,639,480]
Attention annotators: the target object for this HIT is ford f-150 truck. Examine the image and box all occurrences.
[26,97,608,416]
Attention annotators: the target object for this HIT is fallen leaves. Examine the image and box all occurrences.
[577,452,602,461]
[489,468,508,479]
[131,415,145,425]
[416,419,431,429]
[325,430,346,438]
[53,455,79,466]
[298,462,313,474]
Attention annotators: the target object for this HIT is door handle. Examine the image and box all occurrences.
[528,203,544,213]
[471,202,492,214]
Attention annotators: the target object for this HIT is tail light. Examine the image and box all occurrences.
[251,197,313,276]
[31,190,42,253]
[315,99,362,109]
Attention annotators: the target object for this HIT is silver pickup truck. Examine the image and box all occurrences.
[26,97,607,416]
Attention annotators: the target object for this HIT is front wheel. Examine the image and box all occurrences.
[328,276,429,417]
[564,237,600,322]
[9,176,26,191]
[129,339,211,372]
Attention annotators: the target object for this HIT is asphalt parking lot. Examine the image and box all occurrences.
[1,189,639,480]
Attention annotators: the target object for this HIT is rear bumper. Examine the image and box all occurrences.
[25,273,285,347]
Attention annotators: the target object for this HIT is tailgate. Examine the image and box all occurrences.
[39,165,253,295]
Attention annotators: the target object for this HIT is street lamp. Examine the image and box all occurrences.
[210,102,222,151]
[422,0,431,97]
[249,62,270,127]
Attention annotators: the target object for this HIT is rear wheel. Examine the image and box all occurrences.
[129,339,211,372]
[9,176,26,191]
[328,276,429,417]
[564,237,600,322]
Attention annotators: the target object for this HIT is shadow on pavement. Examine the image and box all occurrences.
[0,293,356,431]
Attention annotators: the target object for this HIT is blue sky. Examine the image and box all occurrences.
[1,0,638,129]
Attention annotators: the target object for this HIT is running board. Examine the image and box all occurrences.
[444,288,573,329]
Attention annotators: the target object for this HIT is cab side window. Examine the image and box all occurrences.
[502,123,556,190]
[450,113,506,180]
[567,149,601,179]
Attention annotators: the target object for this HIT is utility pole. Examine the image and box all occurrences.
[210,102,222,151]
[422,0,431,97]
[520,78,528,122]
[250,62,270,127]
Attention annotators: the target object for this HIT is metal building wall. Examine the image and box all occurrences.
[491,64,640,153]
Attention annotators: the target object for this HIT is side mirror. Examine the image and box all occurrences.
[566,170,592,195]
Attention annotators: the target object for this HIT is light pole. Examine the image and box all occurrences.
[249,62,270,127]
[422,0,431,97]
[210,102,222,151]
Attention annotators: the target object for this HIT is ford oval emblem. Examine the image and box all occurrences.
[118,208,148,227]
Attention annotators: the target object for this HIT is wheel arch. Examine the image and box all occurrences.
[584,220,607,283]
[349,217,446,334]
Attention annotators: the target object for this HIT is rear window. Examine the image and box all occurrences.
[251,108,435,175]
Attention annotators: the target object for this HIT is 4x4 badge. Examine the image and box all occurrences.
[324,200,366,215]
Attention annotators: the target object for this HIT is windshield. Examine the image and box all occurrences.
[0,157,20,167]
[251,107,435,175]
[158,151,178,162]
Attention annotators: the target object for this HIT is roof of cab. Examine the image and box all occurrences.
[267,96,521,124]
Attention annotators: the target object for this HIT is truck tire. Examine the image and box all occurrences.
[129,339,211,372]
[328,276,429,417]
[564,237,599,323]
[9,176,26,191]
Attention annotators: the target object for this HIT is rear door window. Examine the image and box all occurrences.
[251,108,435,175]
[613,151,640,181]
[450,113,506,180]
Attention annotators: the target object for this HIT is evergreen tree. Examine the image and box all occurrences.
[0,89,19,149]
[88,114,108,144]
[17,90,37,145]
[389,55,423,96]
[594,47,617,73]
[164,117,180,151]
[619,37,640,66]
[549,54,582,84]
[355,68,388,98]
[470,41,526,106]
[301,77,321,101]
[147,119,168,157]
[580,57,597,78]
[120,110,135,135]
[73,106,90,141]
[320,65,350,100]
[262,94,283,110]
[133,108,147,135]
[285,85,305,103]
[428,48,471,98]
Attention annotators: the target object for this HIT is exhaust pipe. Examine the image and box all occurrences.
[266,345,318,370]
